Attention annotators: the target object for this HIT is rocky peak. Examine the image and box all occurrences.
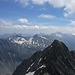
[12,40,75,75]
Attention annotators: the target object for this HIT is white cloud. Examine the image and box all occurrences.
[32,0,47,5]
[18,18,29,24]
[33,0,75,17]
[0,19,12,26]
[38,14,55,19]
[15,0,30,6]
[63,0,75,17]
[32,0,65,7]
[14,0,75,17]
[69,20,75,26]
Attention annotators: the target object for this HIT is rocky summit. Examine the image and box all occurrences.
[12,40,75,75]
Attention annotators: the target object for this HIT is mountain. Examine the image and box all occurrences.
[12,40,75,75]
[8,33,75,50]
[0,39,35,75]
[1,32,75,50]
[50,32,75,50]
[0,33,75,75]
[0,34,54,75]
[0,39,22,75]
[8,34,54,48]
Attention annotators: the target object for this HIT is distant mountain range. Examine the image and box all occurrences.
[12,40,75,75]
[0,32,75,75]
[1,32,75,50]
[6,32,75,50]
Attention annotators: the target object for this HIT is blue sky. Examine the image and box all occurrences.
[0,0,75,35]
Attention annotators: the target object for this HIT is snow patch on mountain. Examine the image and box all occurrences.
[10,37,33,45]
[11,37,26,44]
[26,71,35,75]
[26,67,30,72]
[56,34,63,37]
[37,65,46,70]
[38,58,42,65]
[28,37,33,44]
[39,36,47,39]
[26,63,34,72]
[39,58,42,63]
[39,65,46,69]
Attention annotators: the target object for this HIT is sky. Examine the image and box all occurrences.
[0,0,75,35]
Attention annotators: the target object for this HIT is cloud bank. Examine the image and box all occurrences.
[0,19,75,35]
[0,24,75,35]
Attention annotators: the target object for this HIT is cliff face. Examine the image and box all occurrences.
[12,40,75,75]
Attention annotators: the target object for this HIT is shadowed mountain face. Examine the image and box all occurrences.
[12,40,75,75]
[0,39,35,75]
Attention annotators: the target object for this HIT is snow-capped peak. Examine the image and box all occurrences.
[9,36,33,45]
[56,34,62,37]
[11,37,27,45]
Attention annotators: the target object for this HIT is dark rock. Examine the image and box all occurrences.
[12,40,75,75]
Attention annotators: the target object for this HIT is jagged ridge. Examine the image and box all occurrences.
[12,40,75,75]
